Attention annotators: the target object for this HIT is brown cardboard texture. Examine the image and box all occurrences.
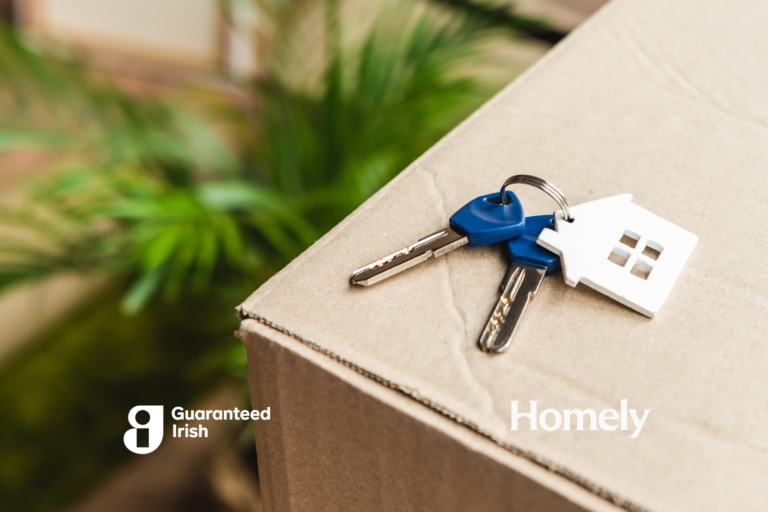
[238,0,768,510]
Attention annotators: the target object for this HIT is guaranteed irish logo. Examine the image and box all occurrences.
[123,406,164,454]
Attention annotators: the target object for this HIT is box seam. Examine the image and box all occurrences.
[237,305,651,512]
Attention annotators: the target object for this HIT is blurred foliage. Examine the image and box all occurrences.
[0,0,506,315]
[428,0,565,43]
[0,1,553,510]
[0,287,239,512]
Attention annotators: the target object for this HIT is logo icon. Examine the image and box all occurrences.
[123,406,164,454]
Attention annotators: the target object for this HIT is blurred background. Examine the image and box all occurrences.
[0,0,605,510]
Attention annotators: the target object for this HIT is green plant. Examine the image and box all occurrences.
[0,2,556,510]
[0,1,511,314]
[0,288,240,512]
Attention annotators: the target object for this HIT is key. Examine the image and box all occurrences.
[478,215,561,353]
[350,191,525,286]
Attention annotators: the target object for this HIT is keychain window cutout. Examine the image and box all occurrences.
[642,240,663,260]
[536,194,698,318]
[630,260,652,280]
[608,246,630,267]
[619,230,640,249]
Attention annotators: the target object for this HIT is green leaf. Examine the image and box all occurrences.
[197,182,280,211]
[0,131,67,151]
[120,266,166,316]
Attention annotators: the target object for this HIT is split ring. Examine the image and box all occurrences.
[500,174,572,222]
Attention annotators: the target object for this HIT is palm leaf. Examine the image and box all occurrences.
[0,1,515,311]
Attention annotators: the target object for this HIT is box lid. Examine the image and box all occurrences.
[239,0,768,510]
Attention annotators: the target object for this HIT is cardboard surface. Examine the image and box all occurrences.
[239,0,768,510]
[242,320,621,512]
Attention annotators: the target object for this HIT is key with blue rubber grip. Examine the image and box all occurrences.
[478,215,561,353]
[350,191,525,286]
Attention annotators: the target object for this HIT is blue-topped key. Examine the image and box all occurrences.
[351,191,525,286]
[503,214,561,275]
[449,191,525,247]
[479,215,561,353]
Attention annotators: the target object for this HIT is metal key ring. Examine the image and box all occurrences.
[500,174,572,222]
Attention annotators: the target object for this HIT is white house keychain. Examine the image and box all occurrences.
[535,191,698,318]
[476,175,699,354]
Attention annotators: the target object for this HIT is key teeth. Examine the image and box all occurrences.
[348,228,467,287]
[478,264,547,354]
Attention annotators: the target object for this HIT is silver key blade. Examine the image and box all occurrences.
[350,227,468,286]
[478,263,546,353]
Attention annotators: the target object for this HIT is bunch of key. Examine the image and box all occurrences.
[350,174,698,353]
[350,176,562,353]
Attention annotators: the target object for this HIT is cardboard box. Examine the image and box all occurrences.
[238,0,768,510]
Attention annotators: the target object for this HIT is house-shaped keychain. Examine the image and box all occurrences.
[536,194,698,317]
